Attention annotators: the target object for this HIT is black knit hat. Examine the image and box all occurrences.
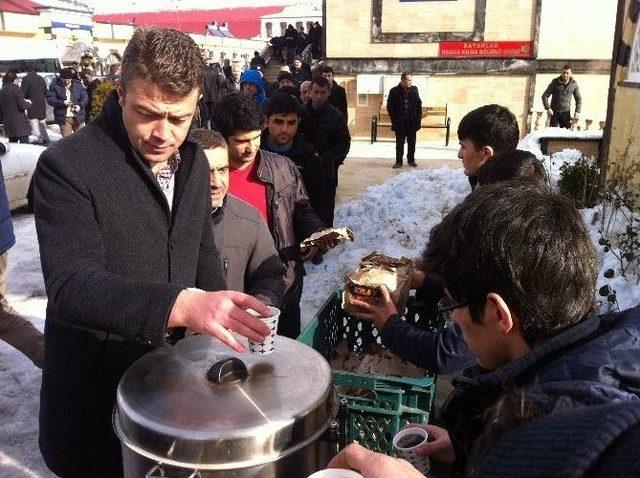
[59,68,74,80]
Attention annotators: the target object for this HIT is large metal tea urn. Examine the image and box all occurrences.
[114,334,336,477]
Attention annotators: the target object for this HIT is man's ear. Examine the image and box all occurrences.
[116,84,126,108]
[485,292,515,334]
[481,145,495,161]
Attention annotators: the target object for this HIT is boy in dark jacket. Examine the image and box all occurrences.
[348,182,640,473]
[261,92,333,227]
[320,64,348,121]
[191,128,285,307]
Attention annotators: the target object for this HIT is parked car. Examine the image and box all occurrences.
[0,141,44,210]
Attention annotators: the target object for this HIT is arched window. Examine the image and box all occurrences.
[265,22,273,38]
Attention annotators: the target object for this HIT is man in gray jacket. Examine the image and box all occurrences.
[542,65,582,129]
[191,128,285,307]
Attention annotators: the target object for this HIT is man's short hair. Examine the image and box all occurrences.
[422,182,598,346]
[311,75,331,90]
[2,70,17,83]
[121,27,204,96]
[457,104,519,154]
[320,65,334,75]
[211,92,263,139]
[562,64,572,71]
[476,150,548,188]
[401,71,412,80]
[264,92,302,118]
[190,128,227,150]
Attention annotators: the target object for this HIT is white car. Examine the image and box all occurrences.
[0,141,45,210]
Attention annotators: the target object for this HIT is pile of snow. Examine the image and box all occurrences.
[301,167,470,328]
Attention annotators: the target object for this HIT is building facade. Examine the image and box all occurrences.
[324,0,616,142]
[259,3,322,38]
[603,0,640,188]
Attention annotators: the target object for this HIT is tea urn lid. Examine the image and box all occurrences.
[114,335,335,470]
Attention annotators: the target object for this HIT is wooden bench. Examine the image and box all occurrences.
[371,104,451,146]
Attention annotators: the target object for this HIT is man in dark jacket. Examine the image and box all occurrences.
[34,28,271,478]
[212,92,328,339]
[290,56,311,85]
[0,70,32,143]
[348,182,640,473]
[46,67,88,137]
[199,63,228,128]
[261,92,333,227]
[320,65,348,121]
[301,75,351,226]
[191,128,285,306]
[20,69,50,144]
[0,142,44,367]
[387,72,422,168]
[542,65,582,129]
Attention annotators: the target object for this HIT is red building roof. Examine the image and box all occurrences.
[0,0,40,15]
[94,6,284,39]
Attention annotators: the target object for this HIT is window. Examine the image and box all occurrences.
[296,21,303,31]
[306,21,313,32]
[357,94,369,107]
[280,22,287,36]
[265,22,272,38]
[628,18,640,83]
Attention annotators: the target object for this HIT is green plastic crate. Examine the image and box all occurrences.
[298,287,439,455]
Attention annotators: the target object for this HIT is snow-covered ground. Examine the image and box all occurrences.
[1,130,638,477]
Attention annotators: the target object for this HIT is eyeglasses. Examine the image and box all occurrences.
[437,290,474,314]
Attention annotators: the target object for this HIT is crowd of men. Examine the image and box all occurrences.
[0,26,638,478]
[0,63,124,145]
[270,22,323,64]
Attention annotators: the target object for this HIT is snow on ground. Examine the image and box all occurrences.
[1,130,638,477]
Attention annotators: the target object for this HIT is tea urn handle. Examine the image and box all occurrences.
[207,356,249,384]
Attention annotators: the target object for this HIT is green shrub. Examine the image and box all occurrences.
[90,80,116,120]
[557,156,602,208]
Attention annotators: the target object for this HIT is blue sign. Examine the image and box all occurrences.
[51,21,93,31]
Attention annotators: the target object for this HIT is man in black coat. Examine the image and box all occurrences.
[0,71,32,143]
[320,64,348,122]
[199,63,229,128]
[387,72,422,168]
[20,69,50,144]
[261,92,333,227]
[212,92,327,339]
[34,28,271,478]
[301,75,351,226]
